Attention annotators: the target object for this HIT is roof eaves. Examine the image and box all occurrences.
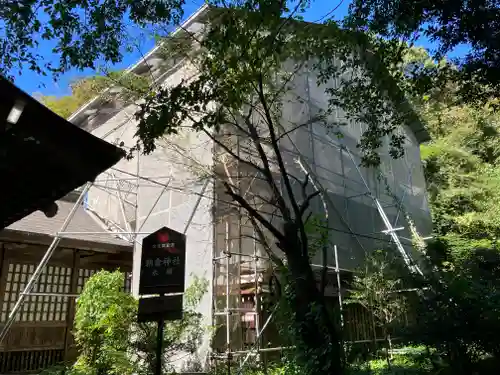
[68,4,210,126]
[0,228,132,253]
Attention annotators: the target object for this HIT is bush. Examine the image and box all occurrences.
[348,346,433,375]
[69,270,207,375]
[73,270,137,375]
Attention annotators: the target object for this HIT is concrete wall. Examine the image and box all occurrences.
[83,60,215,371]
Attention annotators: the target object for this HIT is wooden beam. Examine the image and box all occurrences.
[79,253,112,266]
[0,243,9,351]
[63,250,79,361]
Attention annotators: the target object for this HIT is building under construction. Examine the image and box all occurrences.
[0,4,432,373]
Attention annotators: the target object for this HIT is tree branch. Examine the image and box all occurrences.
[256,72,300,216]
[223,181,286,245]
[241,104,292,221]
[248,216,285,267]
[198,125,266,176]
[299,190,321,218]
[256,72,309,252]
[275,115,327,142]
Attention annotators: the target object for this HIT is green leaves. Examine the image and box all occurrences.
[346,0,500,104]
[74,270,137,375]
[419,95,500,244]
[73,270,208,375]
[401,238,500,371]
[0,0,185,79]
[39,70,150,118]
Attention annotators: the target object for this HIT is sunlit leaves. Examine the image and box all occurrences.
[39,70,150,118]
[74,270,137,375]
[0,0,185,79]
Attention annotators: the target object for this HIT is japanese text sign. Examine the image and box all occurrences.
[139,227,186,295]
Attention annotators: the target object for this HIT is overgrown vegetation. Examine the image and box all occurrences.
[347,250,408,362]
[338,48,500,375]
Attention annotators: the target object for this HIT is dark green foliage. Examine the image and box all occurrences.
[271,264,344,375]
[0,0,184,78]
[401,240,500,371]
[346,239,500,374]
[346,0,500,105]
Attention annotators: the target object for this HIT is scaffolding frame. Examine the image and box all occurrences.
[209,120,428,374]
[0,99,430,375]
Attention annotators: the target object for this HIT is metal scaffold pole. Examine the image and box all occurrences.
[342,146,423,275]
[334,245,344,330]
[225,220,232,375]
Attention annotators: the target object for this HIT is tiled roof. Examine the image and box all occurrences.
[4,199,130,248]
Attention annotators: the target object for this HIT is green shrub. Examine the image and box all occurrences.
[70,270,207,375]
[348,346,433,375]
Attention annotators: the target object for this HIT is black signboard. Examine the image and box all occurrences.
[139,227,186,295]
[137,295,183,323]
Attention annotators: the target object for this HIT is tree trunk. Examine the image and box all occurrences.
[285,246,343,375]
[385,329,392,370]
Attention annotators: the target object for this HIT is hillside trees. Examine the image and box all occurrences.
[380,45,500,253]
[403,48,500,250]
[352,48,500,374]
[38,71,150,118]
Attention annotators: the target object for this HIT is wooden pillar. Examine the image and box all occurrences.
[0,243,9,352]
[63,249,79,361]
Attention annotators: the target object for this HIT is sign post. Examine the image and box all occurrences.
[156,318,164,375]
[138,227,186,375]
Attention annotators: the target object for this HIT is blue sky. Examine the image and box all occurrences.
[12,0,470,97]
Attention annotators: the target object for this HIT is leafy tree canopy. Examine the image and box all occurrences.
[346,0,500,105]
[0,0,184,79]
[400,48,500,250]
